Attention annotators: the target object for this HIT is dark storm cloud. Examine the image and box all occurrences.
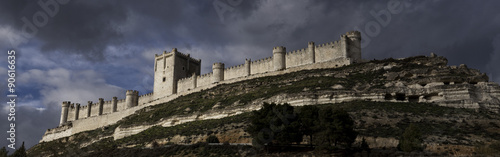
[0,0,211,61]
[353,0,500,73]
[37,1,128,61]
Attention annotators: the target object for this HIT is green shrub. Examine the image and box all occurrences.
[398,124,423,152]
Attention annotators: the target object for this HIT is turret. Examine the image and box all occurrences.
[98,98,104,115]
[87,101,92,117]
[59,101,70,126]
[133,91,139,106]
[346,31,361,63]
[273,46,286,71]
[74,103,80,120]
[112,97,118,112]
[191,73,197,88]
[245,58,251,76]
[126,90,139,108]
[212,63,225,83]
[346,31,361,41]
[340,35,348,58]
[308,42,315,64]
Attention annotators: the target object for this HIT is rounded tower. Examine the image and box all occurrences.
[59,101,70,126]
[86,101,92,117]
[112,97,118,112]
[307,42,315,64]
[98,98,104,115]
[212,63,225,83]
[273,46,286,71]
[133,90,139,106]
[126,90,135,108]
[245,58,251,76]
[74,103,80,120]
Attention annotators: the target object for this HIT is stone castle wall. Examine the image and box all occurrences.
[224,62,248,80]
[250,57,273,75]
[138,93,154,105]
[177,75,197,93]
[41,56,358,142]
[65,98,130,121]
[196,72,213,88]
[315,41,342,63]
[42,31,363,142]
[174,38,352,91]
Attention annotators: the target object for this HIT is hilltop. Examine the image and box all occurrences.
[28,54,500,156]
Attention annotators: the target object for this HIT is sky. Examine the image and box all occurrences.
[0,0,499,150]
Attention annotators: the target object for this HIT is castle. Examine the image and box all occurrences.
[42,31,362,142]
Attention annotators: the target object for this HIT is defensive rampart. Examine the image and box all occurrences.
[41,31,362,142]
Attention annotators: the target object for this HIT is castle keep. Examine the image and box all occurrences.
[44,31,363,142]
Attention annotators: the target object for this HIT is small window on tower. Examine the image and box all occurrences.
[163,77,166,82]
[182,67,185,70]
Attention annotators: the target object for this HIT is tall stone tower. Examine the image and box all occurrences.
[212,63,224,83]
[273,46,286,71]
[154,48,201,99]
[346,31,362,63]
[59,101,70,126]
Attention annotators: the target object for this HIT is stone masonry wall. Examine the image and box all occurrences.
[41,58,357,142]
[250,57,273,75]
[61,92,135,118]
[285,48,311,68]
[315,41,343,63]
[138,93,154,106]
[177,75,196,93]
[43,31,363,142]
[224,63,246,80]
[196,72,213,88]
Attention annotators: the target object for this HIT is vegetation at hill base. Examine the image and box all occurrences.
[247,102,357,152]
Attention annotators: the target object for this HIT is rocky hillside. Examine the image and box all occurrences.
[28,55,500,156]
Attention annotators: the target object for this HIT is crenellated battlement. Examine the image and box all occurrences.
[139,93,153,97]
[58,90,138,126]
[273,46,286,53]
[346,30,361,39]
[225,63,245,70]
[155,48,201,64]
[175,51,202,63]
[198,72,213,77]
[46,31,363,142]
[314,41,336,48]
[287,48,307,55]
[250,56,273,64]
[212,62,225,68]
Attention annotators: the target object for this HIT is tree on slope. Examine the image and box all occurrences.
[398,123,423,152]
[316,106,357,149]
[298,105,319,146]
[10,142,27,157]
[247,103,302,147]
